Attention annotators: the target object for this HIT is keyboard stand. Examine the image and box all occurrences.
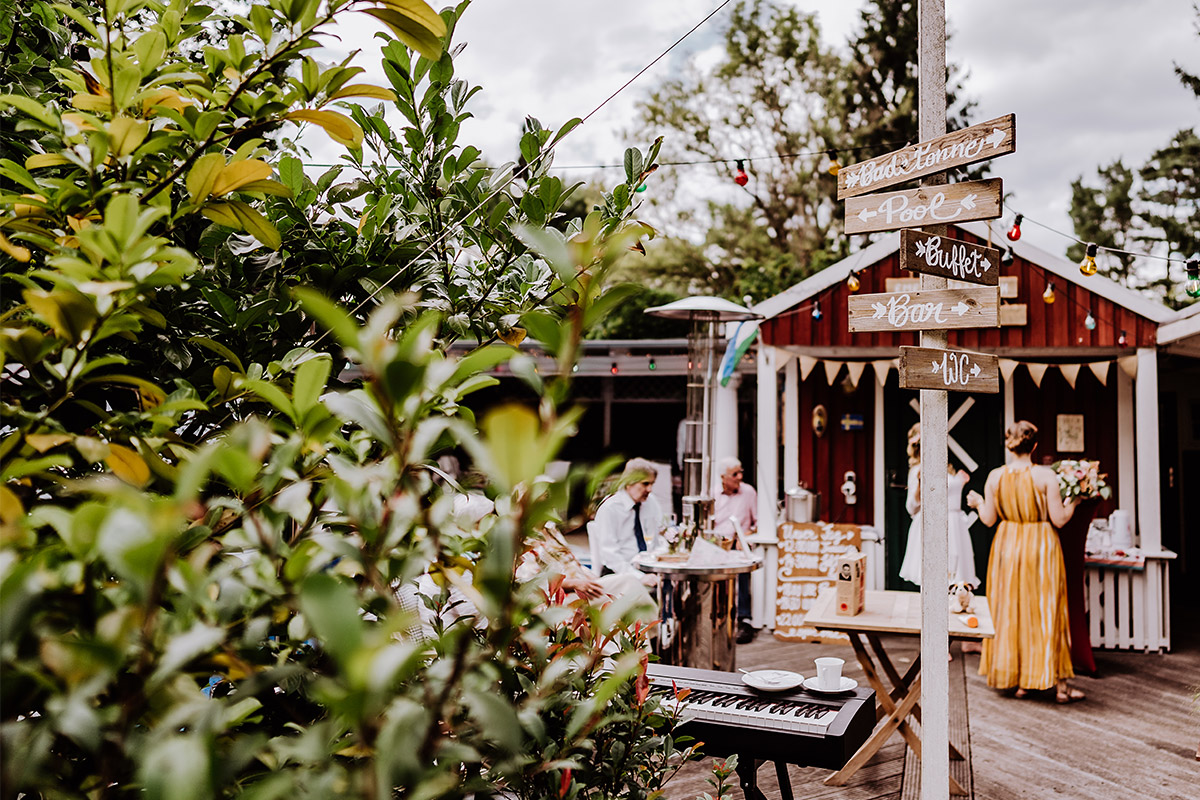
[735,758,795,800]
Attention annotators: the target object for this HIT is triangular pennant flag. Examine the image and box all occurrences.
[1026,362,1049,388]
[823,360,844,386]
[1089,361,1111,386]
[999,358,1018,381]
[1118,355,1138,379]
[799,355,818,381]
[1059,363,1081,390]
[845,361,867,389]
[872,359,893,386]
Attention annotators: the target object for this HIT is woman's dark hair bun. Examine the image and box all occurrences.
[1005,420,1038,454]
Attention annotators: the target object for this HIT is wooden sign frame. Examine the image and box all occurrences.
[844,179,1003,235]
[847,286,1000,333]
[900,229,1000,286]
[898,346,999,394]
[837,113,1016,199]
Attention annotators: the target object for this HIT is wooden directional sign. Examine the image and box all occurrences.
[838,113,1016,199]
[844,178,1003,235]
[900,229,1000,286]
[899,346,999,394]
[847,286,1000,333]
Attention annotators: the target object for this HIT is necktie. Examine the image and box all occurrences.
[633,502,647,551]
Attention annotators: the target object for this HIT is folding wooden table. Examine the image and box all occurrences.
[803,588,994,796]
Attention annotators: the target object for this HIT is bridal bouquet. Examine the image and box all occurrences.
[1051,459,1112,501]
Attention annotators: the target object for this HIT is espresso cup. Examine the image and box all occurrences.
[814,657,844,691]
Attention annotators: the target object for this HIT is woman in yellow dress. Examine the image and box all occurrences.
[966,421,1085,702]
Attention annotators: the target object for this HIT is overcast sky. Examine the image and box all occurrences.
[322,0,1199,271]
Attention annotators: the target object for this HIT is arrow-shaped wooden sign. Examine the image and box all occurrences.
[837,113,1016,199]
[847,286,1000,333]
[844,179,1003,235]
[898,346,999,394]
[900,230,1000,286]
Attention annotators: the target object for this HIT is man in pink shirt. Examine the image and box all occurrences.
[713,457,757,643]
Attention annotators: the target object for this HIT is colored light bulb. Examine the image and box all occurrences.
[847,272,861,292]
[1187,259,1200,299]
[825,149,841,176]
[1085,311,1097,331]
[1006,214,1023,241]
[610,362,619,375]
[734,159,749,186]
[1042,282,1056,304]
[812,300,822,321]
[1080,242,1098,276]
[1118,330,1128,347]
[648,357,656,371]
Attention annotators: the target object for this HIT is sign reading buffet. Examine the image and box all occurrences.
[836,113,1016,199]
[899,229,1001,286]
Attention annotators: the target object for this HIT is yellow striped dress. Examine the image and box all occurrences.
[978,465,1074,690]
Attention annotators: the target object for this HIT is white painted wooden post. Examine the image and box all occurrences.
[1135,347,1161,553]
[874,375,886,532]
[918,2,950,797]
[754,345,780,629]
[783,356,800,492]
[714,373,740,469]
[1116,365,1137,527]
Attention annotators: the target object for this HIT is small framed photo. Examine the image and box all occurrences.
[1056,414,1085,452]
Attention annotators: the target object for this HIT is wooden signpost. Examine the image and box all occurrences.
[900,229,1001,286]
[844,178,1003,235]
[847,286,1001,333]
[898,346,999,394]
[837,113,1016,199]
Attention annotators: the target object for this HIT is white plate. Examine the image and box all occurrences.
[802,676,858,694]
[741,669,804,692]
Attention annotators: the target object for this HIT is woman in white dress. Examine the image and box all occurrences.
[899,424,979,588]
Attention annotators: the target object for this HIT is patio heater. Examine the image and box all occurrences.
[644,297,762,535]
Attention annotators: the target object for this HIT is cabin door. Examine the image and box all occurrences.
[883,377,1004,590]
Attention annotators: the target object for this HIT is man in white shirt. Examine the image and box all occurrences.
[713,457,758,643]
[592,458,666,578]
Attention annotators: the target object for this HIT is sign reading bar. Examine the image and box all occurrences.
[899,346,999,394]
[844,178,1003,235]
[838,113,1016,199]
[900,229,1000,286]
[847,286,1000,333]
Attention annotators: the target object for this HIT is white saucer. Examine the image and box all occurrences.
[741,669,804,692]
[802,676,858,694]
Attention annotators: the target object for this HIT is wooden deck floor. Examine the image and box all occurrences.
[660,606,1200,800]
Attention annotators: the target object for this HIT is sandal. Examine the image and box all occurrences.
[1055,686,1086,704]
[1014,688,1030,699]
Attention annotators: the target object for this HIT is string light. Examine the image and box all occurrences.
[847,271,861,292]
[825,149,841,176]
[610,362,619,375]
[1118,330,1128,347]
[648,357,657,371]
[1006,214,1023,241]
[1084,310,1097,331]
[1187,259,1200,299]
[733,159,749,186]
[1042,281,1056,304]
[1079,242,1098,276]
[812,300,822,321]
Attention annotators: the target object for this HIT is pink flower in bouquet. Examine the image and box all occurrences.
[1051,459,1112,501]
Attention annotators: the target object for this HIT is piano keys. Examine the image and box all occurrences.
[646,663,876,777]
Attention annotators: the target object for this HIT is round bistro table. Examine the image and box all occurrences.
[633,553,761,672]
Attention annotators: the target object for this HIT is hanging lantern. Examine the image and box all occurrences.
[734,159,749,186]
[847,271,861,292]
[1006,214,1023,241]
[1186,258,1200,299]
[1042,281,1056,304]
[1084,310,1097,331]
[1079,242,1098,276]
[825,148,841,176]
